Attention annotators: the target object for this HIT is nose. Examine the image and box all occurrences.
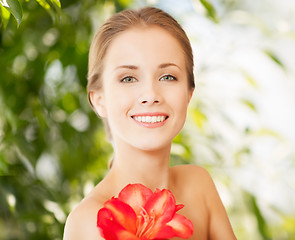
[139,81,162,105]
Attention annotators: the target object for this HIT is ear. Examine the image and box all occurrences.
[187,88,194,103]
[89,91,107,118]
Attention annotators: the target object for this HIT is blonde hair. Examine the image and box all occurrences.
[87,7,195,140]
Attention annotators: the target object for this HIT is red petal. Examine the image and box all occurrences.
[165,213,194,239]
[97,207,112,229]
[104,198,137,234]
[97,207,140,240]
[97,208,118,240]
[139,189,177,239]
[152,225,176,239]
[175,204,184,212]
[144,189,176,223]
[118,184,153,215]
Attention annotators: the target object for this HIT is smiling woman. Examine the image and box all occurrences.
[86,7,194,142]
[63,6,237,240]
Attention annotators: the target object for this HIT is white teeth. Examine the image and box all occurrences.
[133,115,166,123]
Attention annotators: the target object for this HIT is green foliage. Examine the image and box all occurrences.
[34,0,62,23]
[199,0,218,23]
[264,50,285,69]
[249,195,271,240]
[0,0,23,27]
[0,0,114,239]
[0,0,62,28]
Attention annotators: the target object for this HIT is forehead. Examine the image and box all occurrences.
[103,25,186,69]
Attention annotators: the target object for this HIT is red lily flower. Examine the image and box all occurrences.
[97,184,194,240]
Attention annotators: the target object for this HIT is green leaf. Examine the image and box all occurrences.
[35,0,61,23]
[242,71,258,88]
[114,0,132,12]
[0,153,9,176]
[50,0,61,8]
[240,99,257,112]
[35,0,51,10]
[200,0,218,23]
[0,3,11,29]
[3,0,23,27]
[264,50,285,69]
[249,195,271,239]
[251,128,284,140]
[39,0,61,10]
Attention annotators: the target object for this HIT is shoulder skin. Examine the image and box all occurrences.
[171,165,237,240]
[63,197,104,240]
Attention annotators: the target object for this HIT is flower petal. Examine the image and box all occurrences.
[166,213,194,239]
[98,184,194,240]
[97,208,118,240]
[144,189,176,223]
[152,225,176,239]
[104,198,137,234]
[97,208,139,240]
[118,183,153,215]
[139,189,177,239]
[175,204,184,212]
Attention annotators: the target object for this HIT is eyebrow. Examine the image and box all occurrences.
[115,65,138,70]
[158,63,181,70]
[114,62,181,71]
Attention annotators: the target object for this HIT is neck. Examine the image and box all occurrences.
[107,141,171,192]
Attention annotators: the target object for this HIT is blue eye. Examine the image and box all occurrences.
[160,75,177,81]
[121,76,137,83]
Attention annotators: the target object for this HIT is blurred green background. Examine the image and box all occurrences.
[1,0,295,239]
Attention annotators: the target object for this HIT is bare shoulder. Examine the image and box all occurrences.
[172,164,221,205]
[170,164,208,175]
[170,164,213,186]
[63,196,103,240]
[170,165,237,240]
[170,164,222,206]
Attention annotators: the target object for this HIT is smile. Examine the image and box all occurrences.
[131,113,169,128]
[133,115,166,123]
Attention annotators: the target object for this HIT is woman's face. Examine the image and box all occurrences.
[92,26,193,151]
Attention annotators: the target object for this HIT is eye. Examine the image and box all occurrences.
[121,76,137,83]
[159,75,177,81]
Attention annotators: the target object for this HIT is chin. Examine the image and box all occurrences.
[133,141,171,152]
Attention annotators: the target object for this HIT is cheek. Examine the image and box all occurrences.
[170,89,190,110]
[105,87,133,117]
[174,91,190,123]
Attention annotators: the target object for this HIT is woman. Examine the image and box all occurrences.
[63,7,236,240]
